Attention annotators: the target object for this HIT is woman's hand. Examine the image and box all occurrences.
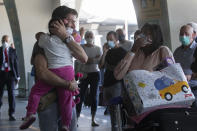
[131,38,147,53]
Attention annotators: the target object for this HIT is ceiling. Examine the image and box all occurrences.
[78,0,137,25]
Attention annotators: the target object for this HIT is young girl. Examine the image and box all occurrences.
[20,19,80,131]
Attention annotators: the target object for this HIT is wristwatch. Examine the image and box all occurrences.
[63,35,73,44]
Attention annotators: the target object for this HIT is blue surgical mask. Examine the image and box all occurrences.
[179,36,190,46]
[108,41,115,48]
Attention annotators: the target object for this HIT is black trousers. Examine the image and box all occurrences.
[76,72,100,117]
[0,71,15,116]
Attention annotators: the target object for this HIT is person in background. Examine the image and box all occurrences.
[79,27,86,44]
[116,28,133,52]
[99,31,127,131]
[0,35,20,121]
[76,31,102,127]
[99,31,119,69]
[99,32,120,116]
[134,30,141,42]
[174,25,197,106]
[10,43,15,49]
[30,32,45,80]
[72,29,81,43]
[187,22,197,43]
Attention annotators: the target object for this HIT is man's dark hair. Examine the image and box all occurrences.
[1,35,8,44]
[106,31,118,41]
[52,6,78,19]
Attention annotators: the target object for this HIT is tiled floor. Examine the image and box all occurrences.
[0,93,111,131]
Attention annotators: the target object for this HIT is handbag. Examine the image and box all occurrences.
[123,63,195,115]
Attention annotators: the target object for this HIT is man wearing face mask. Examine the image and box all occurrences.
[187,22,197,43]
[76,31,102,127]
[174,25,197,106]
[0,35,19,121]
[116,28,133,52]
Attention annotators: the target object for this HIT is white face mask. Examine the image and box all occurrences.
[86,38,93,43]
[66,27,73,35]
[3,42,9,48]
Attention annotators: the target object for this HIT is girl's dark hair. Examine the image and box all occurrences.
[106,31,118,41]
[52,6,78,19]
[141,23,163,54]
[1,35,8,43]
[48,18,60,34]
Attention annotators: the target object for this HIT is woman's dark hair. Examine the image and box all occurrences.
[52,6,78,19]
[1,35,8,44]
[141,23,163,55]
[106,31,118,41]
[134,29,141,40]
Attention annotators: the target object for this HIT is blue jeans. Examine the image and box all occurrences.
[38,102,77,131]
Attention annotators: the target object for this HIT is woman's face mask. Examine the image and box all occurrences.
[179,35,190,46]
[108,41,115,48]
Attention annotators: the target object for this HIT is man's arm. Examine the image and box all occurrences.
[50,20,88,63]
[34,54,70,87]
[87,46,102,64]
[67,41,88,63]
[87,55,101,64]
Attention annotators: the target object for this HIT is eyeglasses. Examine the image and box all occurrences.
[61,17,76,24]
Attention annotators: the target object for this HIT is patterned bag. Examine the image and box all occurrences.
[123,63,195,115]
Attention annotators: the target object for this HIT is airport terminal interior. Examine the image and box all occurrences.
[0,0,197,131]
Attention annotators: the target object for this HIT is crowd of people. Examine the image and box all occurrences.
[1,5,197,131]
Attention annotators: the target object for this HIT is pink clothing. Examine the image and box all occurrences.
[26,66,78,127]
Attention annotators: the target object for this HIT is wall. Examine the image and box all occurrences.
[0,4,13,43]
[167,0,197,51]
[132,0,172,49]
[15,0,57,74]
[132,0,197,52]
[0,0,61,96]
